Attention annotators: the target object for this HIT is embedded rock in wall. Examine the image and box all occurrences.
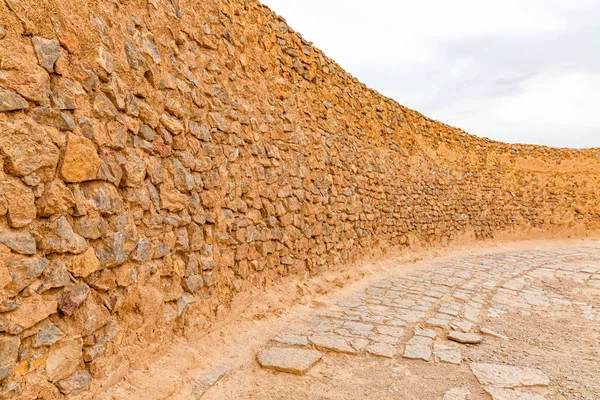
[61,135,102,183]
[0,0,598,397]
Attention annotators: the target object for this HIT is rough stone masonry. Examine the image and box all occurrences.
[0,0,598,398]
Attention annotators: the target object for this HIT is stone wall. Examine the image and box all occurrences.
[0,0,599,397]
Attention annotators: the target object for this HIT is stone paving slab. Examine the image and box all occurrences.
[171,364,232,400]
[484,387,547,400]
[257,348,323,375]
[256,245,600,396]
[308,335,357,354]
[433,343,462,365]
[470,363,550,388]
[365,342,396,358]
[443,387,471,400]
[448,331,483,344]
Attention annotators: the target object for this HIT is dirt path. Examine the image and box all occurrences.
[97,239,600,400]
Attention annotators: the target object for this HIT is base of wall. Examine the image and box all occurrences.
[90,224,599,397]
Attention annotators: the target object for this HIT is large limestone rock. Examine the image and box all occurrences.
[1,177,37,228]
[51,77,81,110]
[31,36,61,73]
[72,291,111,336]
[0,120,59,179]
[35,180,76,216]
[30,107,76,131]
[56,370,91,395]
[4,294,57,331]
[0,335,20,380]
[65,247,102,278]
[124,40,147,70]
[0,88,29,112]
[2,59,51,105]
[37,217,87,254]
[61,135,102,182]
[3,255,49,297]
[45,337,83,382]
[57,282,90,315]
[34,323,64,348]
[80,181,122,214]
[160,113,184,135]
[93,92,118,119]
[0,230,37,255]
[39,259,71,292]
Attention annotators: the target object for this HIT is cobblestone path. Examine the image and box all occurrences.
[257,245,600,399]
[102,242,600,400]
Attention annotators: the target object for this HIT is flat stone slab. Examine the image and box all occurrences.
[433,343,462,365]
[343,321,374,335]
[480,327,509,340]
[272,334,308,346]
[308,335,356,354]
[403,331,434,361]
[376,326,404,337]
[191,364,231,399]
[403,344,431,361]
[470,363,550,388]
[448,331,483,344]
[427,317,450,327]
[349,338,370,351]
[257,348,322,375]
[415,329,437,339]
[484,387,547,400]
[407,335,434,346]
[365,342,395,358]
[172,364,232,400]
[443,387,471,400]
[449,320,474,333]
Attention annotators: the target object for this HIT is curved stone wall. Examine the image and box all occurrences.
[0,0,598,397]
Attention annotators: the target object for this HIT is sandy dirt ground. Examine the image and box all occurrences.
[98,238,600,400]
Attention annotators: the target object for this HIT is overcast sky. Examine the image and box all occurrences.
[261,0,600,149]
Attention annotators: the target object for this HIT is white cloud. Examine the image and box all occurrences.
[262,0,600,148]
[440,71,600,148]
